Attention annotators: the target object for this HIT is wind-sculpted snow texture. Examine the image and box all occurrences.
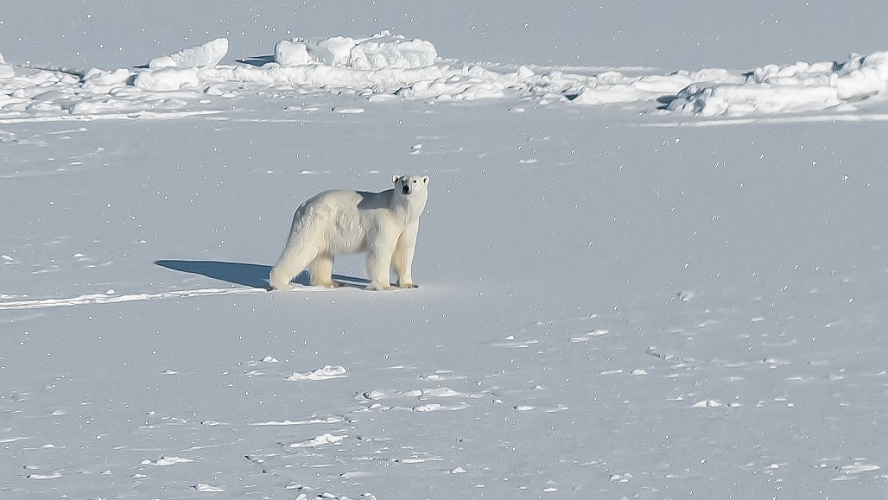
[3,11,888,500]
[3,32,888,120]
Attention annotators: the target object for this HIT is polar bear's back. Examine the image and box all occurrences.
[297,188,394,219]
[298,189,363,218]
[290,188,395,254]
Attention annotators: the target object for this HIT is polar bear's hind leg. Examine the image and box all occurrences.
[270,240,320,291]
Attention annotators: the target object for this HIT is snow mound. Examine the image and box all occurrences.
[286,365,347,381]
[134,67,202,92]
[134,38,229,91]
[666,51,888,116]
[193,483,224,492]
[148,38,229,69]
[142,455,194,466]
[0,51,14,79]
[275,31,437,70]
[274,39,312,66]
[288,433,346,448]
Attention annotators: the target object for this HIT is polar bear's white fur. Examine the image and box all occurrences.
[270,175,429,291]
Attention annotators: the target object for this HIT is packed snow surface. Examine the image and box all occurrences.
[3,8,888,500]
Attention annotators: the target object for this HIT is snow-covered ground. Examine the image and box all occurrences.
[3,3,888,499]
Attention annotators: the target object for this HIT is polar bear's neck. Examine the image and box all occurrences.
[391,190,427,223]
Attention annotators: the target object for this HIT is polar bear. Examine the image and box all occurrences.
[269,175,429,291]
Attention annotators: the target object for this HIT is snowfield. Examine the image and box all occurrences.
[3,3,888,499]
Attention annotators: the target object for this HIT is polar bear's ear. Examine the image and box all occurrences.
[421,175,429,185]
[392,175,401,184]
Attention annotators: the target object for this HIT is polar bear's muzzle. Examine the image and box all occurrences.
[402,184,411,195]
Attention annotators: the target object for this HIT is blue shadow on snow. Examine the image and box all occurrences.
[154,260,370,290]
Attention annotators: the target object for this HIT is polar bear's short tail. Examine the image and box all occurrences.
[269,210,321,290]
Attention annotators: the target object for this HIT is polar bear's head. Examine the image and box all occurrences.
[393,174,429,197]
[392,175,429,219]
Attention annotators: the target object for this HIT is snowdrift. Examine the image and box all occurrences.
[1,32,888,119]
[665,52,888,116]
[275,33,437,70]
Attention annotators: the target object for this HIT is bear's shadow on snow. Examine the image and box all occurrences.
[155,260,370,290]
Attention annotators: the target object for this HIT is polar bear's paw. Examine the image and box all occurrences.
[367,283,396,291]
[398,283,419,289]
[269,276,294,291]
[312,280,341,289]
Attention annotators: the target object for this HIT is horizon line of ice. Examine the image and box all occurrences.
[131,36,888,114]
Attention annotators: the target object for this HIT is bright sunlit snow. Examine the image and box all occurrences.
[3,3,888,499]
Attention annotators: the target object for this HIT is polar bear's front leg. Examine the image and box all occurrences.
[392,223,420,288]
[366,236,397,291]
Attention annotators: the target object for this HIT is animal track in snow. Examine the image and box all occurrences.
[569,329,609,343]
[393,454,443,464]
[608,472,633,483]
[838,462,881,475]
[691,399,723,408]
[690,399,742,409]
[358,387,479,401]
[193,483,224,492]
[356,385,481,413]
[333,106,365,114]
[27,471,62,480]
[287,433,346,448]
[286,365,347,381]
[512,403,569,413]
[412,402,469,412]
[250,416,345,426]
[0,436,29,444]
[416,387,474,398]
[141,455,194,466]
[418,370,466,381]
[489,335,540,348]
[23,464,60,480]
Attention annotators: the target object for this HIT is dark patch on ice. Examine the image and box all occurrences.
[656,94,680,109]
[237,55,275,67]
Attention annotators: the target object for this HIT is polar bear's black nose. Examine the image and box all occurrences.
[402,185,410,194]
